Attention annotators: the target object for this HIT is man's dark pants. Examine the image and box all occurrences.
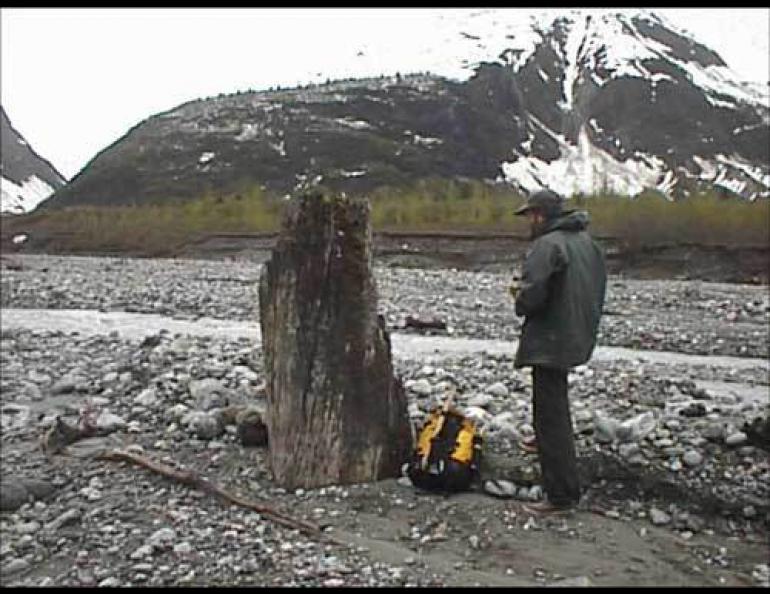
[532,365,581,507]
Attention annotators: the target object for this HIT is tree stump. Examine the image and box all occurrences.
[258,192,413,489]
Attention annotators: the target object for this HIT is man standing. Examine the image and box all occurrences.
[510,189,607,513]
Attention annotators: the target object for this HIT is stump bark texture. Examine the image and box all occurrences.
[258,192,413,489]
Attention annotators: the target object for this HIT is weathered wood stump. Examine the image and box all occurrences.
[258,192,413,489]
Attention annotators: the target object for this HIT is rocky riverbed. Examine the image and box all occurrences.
[2,254,768,358]
[0,254,768,587]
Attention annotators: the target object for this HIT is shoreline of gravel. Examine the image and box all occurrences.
[1,253,768,587]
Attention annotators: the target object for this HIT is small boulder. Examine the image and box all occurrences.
[95,412,126,432]
[189,378,231,410]
[186,411,224,440]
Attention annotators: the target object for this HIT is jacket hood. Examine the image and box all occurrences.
[543,209,590,234]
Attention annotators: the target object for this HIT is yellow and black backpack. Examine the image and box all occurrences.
[407,392,483,492]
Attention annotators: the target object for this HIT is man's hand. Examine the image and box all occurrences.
[508,280,522,300]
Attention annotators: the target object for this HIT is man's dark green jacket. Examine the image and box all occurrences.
[514,210,607,370]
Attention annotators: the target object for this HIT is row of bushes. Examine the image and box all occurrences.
[7,180,768,255]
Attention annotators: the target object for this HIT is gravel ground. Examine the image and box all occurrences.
[2,254,768,357]
[0,253,768,587]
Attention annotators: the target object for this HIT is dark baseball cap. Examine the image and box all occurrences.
[514,189,564,216]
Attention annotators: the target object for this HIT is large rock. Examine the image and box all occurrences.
[0,477,56,512]
[189,378,231,411]
[259,192,412,489]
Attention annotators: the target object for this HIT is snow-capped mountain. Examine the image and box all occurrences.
[1,106,67,214]
[430,9,768,198]
[40,9,768,209]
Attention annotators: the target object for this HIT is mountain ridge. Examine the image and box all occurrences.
[37,9,770,211]
[1,106,67,214]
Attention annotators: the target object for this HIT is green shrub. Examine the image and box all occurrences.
[7,181,768,254]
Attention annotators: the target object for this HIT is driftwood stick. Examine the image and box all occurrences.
[98,449,340,542]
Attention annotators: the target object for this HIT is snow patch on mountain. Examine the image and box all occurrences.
[501,125,675,197]
[693,155,770,200]
[559,13,588,110]
[1,175,57,214]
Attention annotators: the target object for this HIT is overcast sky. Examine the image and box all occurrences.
[2,8,768,180]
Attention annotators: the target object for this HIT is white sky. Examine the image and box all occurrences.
[1,8,768,180]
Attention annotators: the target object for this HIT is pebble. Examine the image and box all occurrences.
[752,564,770,586]
[724,432,747,446]
[15,521,41,535]
[527,485,543,501]
[134,388,159,407]
[619,443,641,460]
[45,508,82,531]
[1,255,768,587]
[486,382,508,397]
[553,576,592,587]
[149,527,177,549]
[685,515,705,533]
[408,379,433,397]
[130,544,154,560]
[2,558,30,575]
[682,450,703,467]
[649,508,671,526]
[462,406,491,425]
[186,411,223,440]
[81,487,102,502]
[701,422,724,441]
[174,542,193,555]
[189,378,230,410]
[96,411,126,431]
[466,393,493,408]
[167,403,190,420]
